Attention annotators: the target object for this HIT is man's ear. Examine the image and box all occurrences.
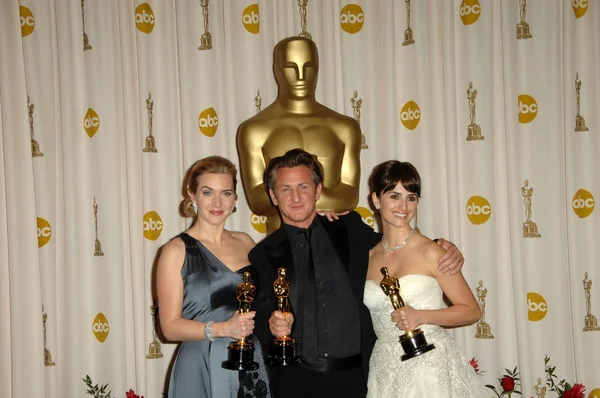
[315,183,323,201]
[269,188,278,206]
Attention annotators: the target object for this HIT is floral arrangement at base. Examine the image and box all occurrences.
[83,375,144,398]
[486,366,523,397]
[543,356,585,398]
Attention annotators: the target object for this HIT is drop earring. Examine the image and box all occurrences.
[192,202,198,214]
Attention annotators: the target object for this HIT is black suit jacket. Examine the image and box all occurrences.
[248,211,381,384]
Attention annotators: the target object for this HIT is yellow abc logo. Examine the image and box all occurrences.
[250,213,267,234]
[588,388,600,398]
[198,107,219,137]
[340,4,364,34]
[573,0,588,19]
[466,196,492,225]
[527,292,547,321]
[400,101,421,130]
[459,0,481,26]
[135,3,155,34]
[83,108,100,138]
[242,4,260,34]
[518,94,538,124]
[572,189,595,218]
[37,217,52,248]
[92,312,110,342]
[355,207,375,229]
[143,211,163,240]
[20,6,35,37]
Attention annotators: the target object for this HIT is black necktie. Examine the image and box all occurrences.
[302,228,319,363]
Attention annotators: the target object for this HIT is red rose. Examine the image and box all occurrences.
[501,376,515,392]
[562,384,585,398]
[469,358,480,374]
[126,390,144,398]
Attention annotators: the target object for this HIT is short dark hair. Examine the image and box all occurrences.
[264,148,323,191]
[369,161,421,198]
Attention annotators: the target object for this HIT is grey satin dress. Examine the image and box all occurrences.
[168,233,271,398]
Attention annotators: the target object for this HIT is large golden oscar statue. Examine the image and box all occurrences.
[237,37,362,234]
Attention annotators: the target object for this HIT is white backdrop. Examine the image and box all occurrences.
[1,1,599,397]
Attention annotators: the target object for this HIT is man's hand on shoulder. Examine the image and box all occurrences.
[435,238,464,275]
[317,210,350,222]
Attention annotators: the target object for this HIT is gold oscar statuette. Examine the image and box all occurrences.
[198,0,212,50]
[521,180,541,238]
[268,268,301,366]
[475,280,494,339]
[146,304,164,359]
[517,0,532,39]
[466,82,484,141]
[237,37,362,235]
[575,73,589,132]
[222,271,260,370]
[82,0,92,51]
[28,96,44,157]
[297,0,312,39]
[143,92,157,153]
[534,377,547,398]
[93,197,104,256]
[583,272,600,331]
[350,91,368,150]
[380,267,435,361]
[42,306,56,366]
[402,0,415,46]
[255,90,262,114]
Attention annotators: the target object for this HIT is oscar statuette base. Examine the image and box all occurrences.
[475,322,494,339]
[467,124,484,141]
[399,329,435,361]
[31,139,44,157]
[267,336,300,366]
[199,33,212,50]
[94,240,104,257]
[44,349,56,366]
[575,115,589,132]
[402,28,414,46]
[523,222,541,238]
[584,314,600,332]
[222,341,259,371]
[361,134,368,149]
[143,135,157,153]
[517,23,532,40]
[83,33,92,51]
[146,341,164,359]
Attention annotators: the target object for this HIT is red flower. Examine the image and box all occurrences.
[126,389,144,398]
[469,358,480,374]
[501,376,515,392]
[562,384,585,398]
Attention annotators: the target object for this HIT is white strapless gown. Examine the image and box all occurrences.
[364,275,488,398]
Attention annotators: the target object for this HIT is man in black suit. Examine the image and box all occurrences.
[249,148,463,398]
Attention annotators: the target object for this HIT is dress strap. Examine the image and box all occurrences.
[178,232,197,248]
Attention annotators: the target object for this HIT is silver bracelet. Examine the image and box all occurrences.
[204,320,216,342]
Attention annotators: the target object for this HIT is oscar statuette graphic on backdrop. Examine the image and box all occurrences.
[583,272,600,331]
[403,0,415,46]
[466,82,483,141]
[575,73,589,132]
[534,377,547,398]
[93,197,104,256]
[521,180,541,238]
[475,280,494,338]
[82,0,92,50]
[198,0,212,50]
[297,0,312,39]
[147,304,164,359]
[143,92,157,153]
[255,90,262,114]
[350,91,368,149]
[42,306,55,366]
[517,0,532,39]
[28,96,43,157]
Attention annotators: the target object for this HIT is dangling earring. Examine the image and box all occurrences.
[375,203,380,210]
[413,210,420,233]
[192,202,198,215]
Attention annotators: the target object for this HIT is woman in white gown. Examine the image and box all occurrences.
[363,161,488,398]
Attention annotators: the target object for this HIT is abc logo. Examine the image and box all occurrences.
[355,207,375,229]
[466,196,492,225]
[143,211,163,241]
[37,217,52,248]
[92,312,110,342]
[572,189,594,218]
[400,101,421,130]
[20,6,35,37]
[135,3,155,34]
[518,94,538,124]
[198,107,219,137]
[83,108,100,138]
[242,4,260,34]
[459,0,481,26]
[250,213,267,234]
[572,0,588,19]
[527,292,547,321]
[340,4,364,34]
[588,388,600,398]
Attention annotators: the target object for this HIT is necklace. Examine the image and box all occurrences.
[381,229,415,252]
